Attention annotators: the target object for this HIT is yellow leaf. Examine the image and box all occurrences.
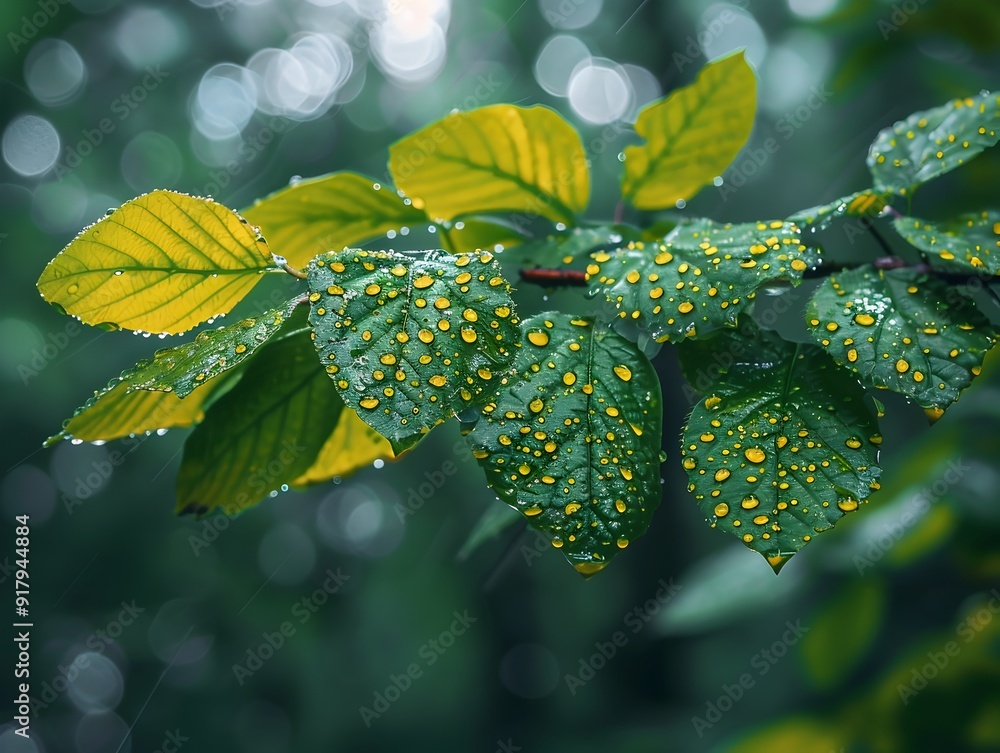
[37,190,272,334]
[242,172,426,268]
[50,382,208,445]
[723,717,844,753]
[445,218,526,254]
[623,51,757,209]
[389,104,588,225]
[293,409,396,486]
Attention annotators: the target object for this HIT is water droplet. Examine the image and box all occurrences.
[712,176,724,186]
[156,428,168,436]
[400,227,410,236]
[373,182,381,190]
[288,175,302,186]
[104,207,116,216]
[428,225,437,233]
[617,152,626,162]
[280,483,289,492]
[555,222,567,231]
[373,459,385,469]
[113,270,123,276]
[675,199,687,209]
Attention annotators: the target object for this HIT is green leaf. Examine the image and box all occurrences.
[587,218,815,342]
[458,503,523,561]
[177,332,342,516]
[622,51,757,210]
[515,225,642,270]
[388,104,588,225]
[679,323,882,569]
[460,313,663,577]
[805,266,997,412]
[47,380,209,446]
[800,578,884,689]
[444,218,526,254]
[867,90,1000,195]
[292,409,396,487]
[787,190,888,230]
[894,210,1000,275]
[241,172,426,269]
[36,190,272,334]
[307,248,520,453]
[123,299,305,397]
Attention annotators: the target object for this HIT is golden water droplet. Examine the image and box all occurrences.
[741,496,759,510]
[460,327,477,343]
[854,314,875,326]
[527,331,549,347]
[714,469,731,482]
[359,397,379,409]
[714,502,729,517]
[413,275,434,289]
[562,372,577,386]
[529,398,544,413]
[837,498,859,512]
[744,447,766,464]
[845,438,862,449]
[678,301,694,314]
[895,358,909,373]
[613,365,632,381]
[365,283,381,296]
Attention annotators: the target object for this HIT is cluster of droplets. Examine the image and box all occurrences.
[586,219,813,344]
[466,315,662,576]
[308,249,520,444]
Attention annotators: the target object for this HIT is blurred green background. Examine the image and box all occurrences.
[2,0,1000,751]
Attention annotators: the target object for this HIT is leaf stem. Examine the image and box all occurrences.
[273,255,307,280]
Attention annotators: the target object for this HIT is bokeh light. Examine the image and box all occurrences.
[2,115,60,177]
[24,40,87,107]
[567,59,633,124]
[533,34,591,97]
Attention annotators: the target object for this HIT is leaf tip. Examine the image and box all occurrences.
[924,405,946,424]
[573,559,609,578]
[767,553,792,574]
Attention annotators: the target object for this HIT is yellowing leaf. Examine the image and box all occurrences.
[293,409,395,486]
[242,172,426,268]
[177,332,343,516]
[623,51,757,209]
[389,104,588,225]
[445,218,526,254]
[48,381,208,445]
[722,717,843,753]
[37,190,272,334]
[800,578,884,689]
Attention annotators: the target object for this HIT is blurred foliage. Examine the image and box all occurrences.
[2,0,1000,751]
